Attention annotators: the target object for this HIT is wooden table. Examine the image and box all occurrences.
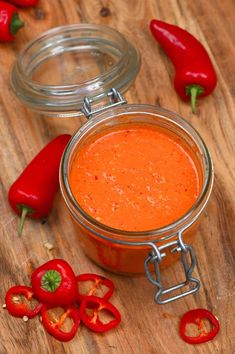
[0,1,234,353]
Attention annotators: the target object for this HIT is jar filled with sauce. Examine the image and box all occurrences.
[60,104,213,304]
[11,24,213,304]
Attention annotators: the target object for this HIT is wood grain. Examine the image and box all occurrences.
[0,0,234,353]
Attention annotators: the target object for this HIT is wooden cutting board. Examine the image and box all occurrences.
[0,0,234,353]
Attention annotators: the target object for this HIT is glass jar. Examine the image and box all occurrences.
[11,24,213,304]
[60,103,213,304]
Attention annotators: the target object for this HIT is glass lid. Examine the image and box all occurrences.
[11,24,141,117]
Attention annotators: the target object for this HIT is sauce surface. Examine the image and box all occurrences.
[69,126,201,231]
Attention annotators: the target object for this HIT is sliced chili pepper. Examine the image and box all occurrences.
[180,308,220,344]
[0,1,24,42]
[8,134,71,236]
[41,305,80,342]
[150,19,217,113]
[5,285,42,318]
[76,273,114,302]
[31,259,78,307]
[79,295,121,333]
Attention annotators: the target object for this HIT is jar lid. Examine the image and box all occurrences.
[11,24,141,117]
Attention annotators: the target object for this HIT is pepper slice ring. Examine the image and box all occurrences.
[180,308,220,344]
[79,295,121,333]
[76,273,115,302]
[5,285,43,319]
[41,305,80,342]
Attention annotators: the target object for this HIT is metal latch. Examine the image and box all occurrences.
[81,88,127,119]
[144,232,200,304]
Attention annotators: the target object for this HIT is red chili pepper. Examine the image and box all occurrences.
[5,285,43,318]
[76,273,114,302]
[8,134,71,236]
[150,19,217,113]
[0,1,24,42]
[6,0,39,6]
[41,305,80,342]
[31,259,78,307]
[180,308,220,344]
[79,296,121,333]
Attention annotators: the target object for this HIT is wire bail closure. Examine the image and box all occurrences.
[81,88,127,119]
[144,231,200,304]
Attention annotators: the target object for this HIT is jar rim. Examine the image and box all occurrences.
[11,24,141,117]
[60,104,214,244]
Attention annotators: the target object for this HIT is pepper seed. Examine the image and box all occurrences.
[12,296,20,303]
[43,242,54,251]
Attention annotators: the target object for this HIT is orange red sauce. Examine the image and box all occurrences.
[69,125,201,231]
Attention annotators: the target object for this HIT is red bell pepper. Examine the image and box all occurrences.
[180,308,220,344]
[5,285,43,318]
[41,305,80,342]
[6,0,39,6]
[31,259,78,307]
[150,19,217,113]
[8,134,71,236]
[79,296,121,333]
[0,1,24,42]
[76,273,114,302]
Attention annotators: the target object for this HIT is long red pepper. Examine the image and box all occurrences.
[150,19,217,113]
[0,1,24,42]
[6,0,39,7]
[8,134,71,236]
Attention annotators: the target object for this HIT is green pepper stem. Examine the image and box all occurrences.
[18,206,31,237]
[10,13,24,36]
[190,86,198,114]
[186,85,205,114]
[41,270,62,292]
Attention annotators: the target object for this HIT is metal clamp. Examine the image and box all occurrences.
[144,232,200,304]
[81,88,127,119]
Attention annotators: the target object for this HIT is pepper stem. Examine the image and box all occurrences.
[10,13,24,36]
[186,85,205,114]
[18,206,31,237]
[41,270,62,292]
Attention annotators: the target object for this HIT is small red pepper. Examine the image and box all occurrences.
[6,0,39,6]
[150,19,217,113]
[180,308,220,344]
[5,285,43,318]
[8,134,71,236]
[0,1,24,42]
[31,259,78,307]
[79,295,121,333]
[41,305,80,342]
[76,273,114,302]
